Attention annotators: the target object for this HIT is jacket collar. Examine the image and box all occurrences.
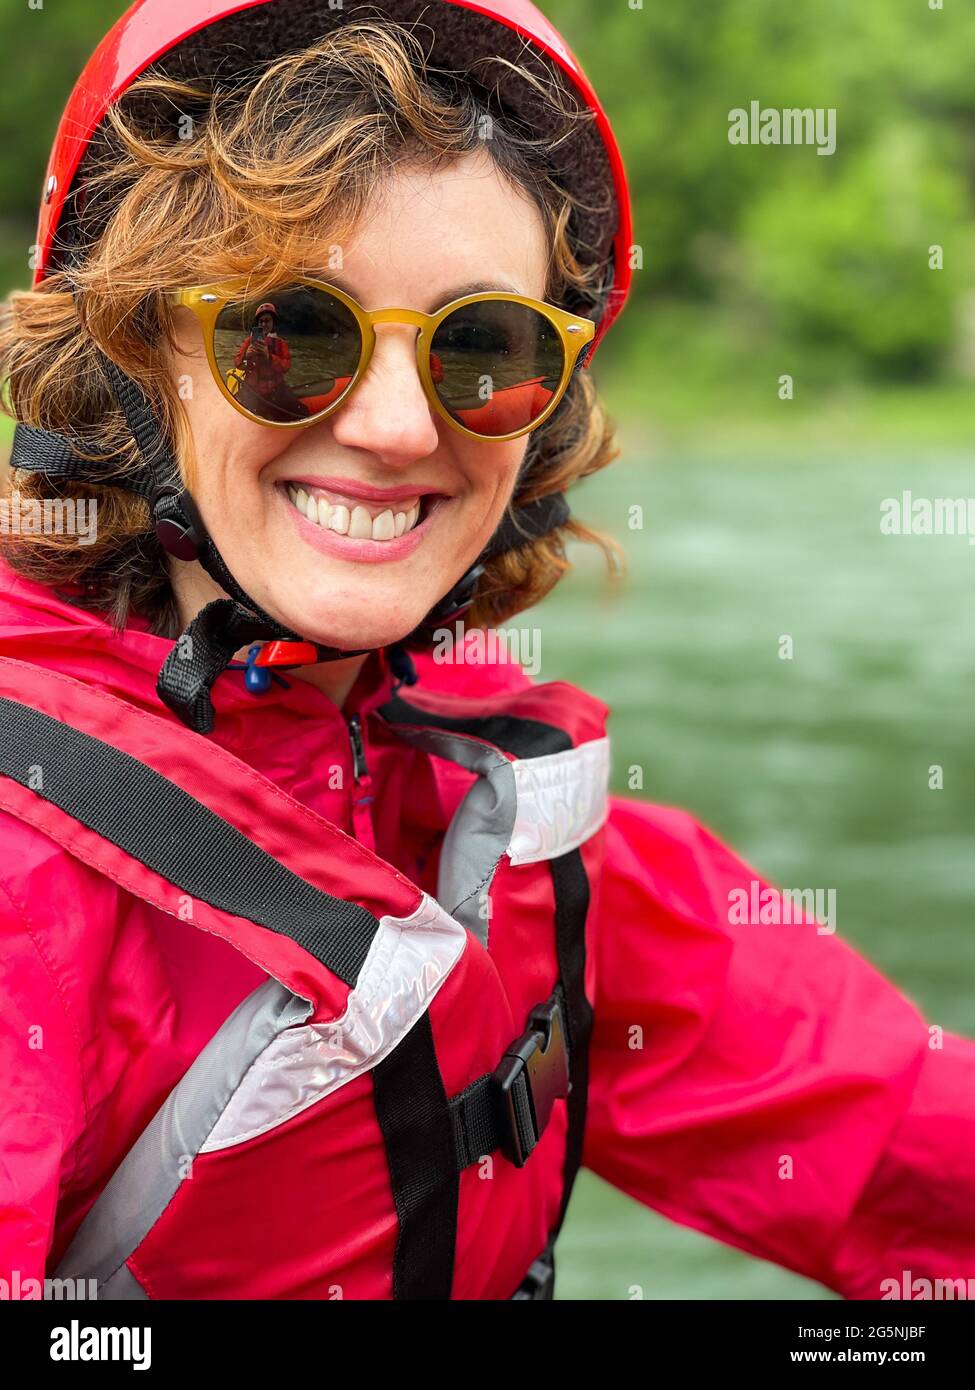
[0,559,395,735]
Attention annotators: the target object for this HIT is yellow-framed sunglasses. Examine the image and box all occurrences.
[164,277,595,442]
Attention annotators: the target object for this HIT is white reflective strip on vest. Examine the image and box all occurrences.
[506,736,610,867]
[200,893,467,1151]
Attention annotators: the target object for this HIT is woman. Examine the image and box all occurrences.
[232,302,310,423]
[0,0,972,1302]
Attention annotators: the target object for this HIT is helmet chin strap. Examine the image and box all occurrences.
[10,354,570,734]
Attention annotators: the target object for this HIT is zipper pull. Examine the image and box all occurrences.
[347,713,368,783]
[347,713,377,852]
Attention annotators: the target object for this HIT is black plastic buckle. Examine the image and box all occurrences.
[510,1245,556,1300]
[494,992,570,1168]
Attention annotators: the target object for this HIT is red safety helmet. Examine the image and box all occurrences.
[16,0,635,732]
[32,0,633,359]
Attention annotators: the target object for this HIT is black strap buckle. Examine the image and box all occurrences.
[493,991,570,1168]
[510,1244,556,1300]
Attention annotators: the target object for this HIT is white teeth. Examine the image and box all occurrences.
[286,486,428,541]
[372,509,395,541]
[348,505,373,539]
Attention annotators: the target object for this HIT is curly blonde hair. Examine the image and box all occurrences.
[0,18,621,638]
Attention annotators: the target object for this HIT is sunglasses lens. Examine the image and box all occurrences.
[430,300,566,437]
[213,286,362,424]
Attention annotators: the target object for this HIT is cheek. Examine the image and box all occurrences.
[463,439,528,530]
[171,349,292,500]
[464,436,526,495]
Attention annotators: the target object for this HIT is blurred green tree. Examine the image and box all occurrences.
[2,0,974,386]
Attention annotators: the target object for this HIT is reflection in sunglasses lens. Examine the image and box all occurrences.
[213,288,568,437]
[430,300,565,437]
[214,286,362,424]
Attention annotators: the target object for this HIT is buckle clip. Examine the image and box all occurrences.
[493,992,570,1168]
[510,1245,556,1300]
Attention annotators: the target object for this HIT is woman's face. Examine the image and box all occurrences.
[167,150,550,651]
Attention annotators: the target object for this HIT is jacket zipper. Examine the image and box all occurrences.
[346,713,377,852]
[348,713,368,782]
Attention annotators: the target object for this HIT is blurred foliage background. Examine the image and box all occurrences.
[1,0,973,1301]
[4,0,975,421]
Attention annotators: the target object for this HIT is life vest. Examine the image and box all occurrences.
[0,654,610,1300]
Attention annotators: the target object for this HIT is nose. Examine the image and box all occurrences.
[329,324,440,465]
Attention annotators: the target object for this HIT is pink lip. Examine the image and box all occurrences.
[281,475,447,504]
[278,485,448,563]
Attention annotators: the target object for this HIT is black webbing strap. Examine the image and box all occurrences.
[371,1012,459,1301]
[156,598,297,736]
[100,356,172,480]
[446,857,592,1241]
[10,422,154,499]
[449,985,569,1172]
[549,849,593,1231]
[0,696,378,986]
[450,1063,538,1169]
[450,1073,509,1171]
[9,354,172,504]
[378,692,572,759]
[373,697,595,1299]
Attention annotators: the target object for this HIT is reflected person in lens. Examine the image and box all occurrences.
[233,302,310,423]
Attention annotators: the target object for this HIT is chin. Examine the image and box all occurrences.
[246,552,450,649]
[269,595,426,653]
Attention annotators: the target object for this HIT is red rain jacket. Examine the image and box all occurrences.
[0,558,973,1298]
[233,332,292,395]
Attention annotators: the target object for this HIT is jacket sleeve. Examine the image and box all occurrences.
[271,336,291,375]
[0,874,86,1286]
[583,795,975,1298]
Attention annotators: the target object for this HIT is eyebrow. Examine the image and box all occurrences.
[313,274,523,310]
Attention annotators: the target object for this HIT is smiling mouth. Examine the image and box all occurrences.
[283,483,438,542]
